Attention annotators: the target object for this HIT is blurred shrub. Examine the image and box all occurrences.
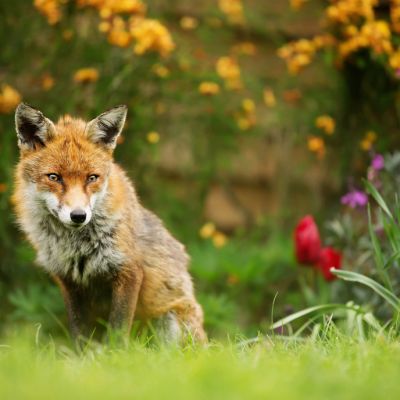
[280,0,400,170]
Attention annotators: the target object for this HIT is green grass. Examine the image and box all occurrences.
[1,331,400,400]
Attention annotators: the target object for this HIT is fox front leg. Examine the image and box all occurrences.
[108,267,143,345]
[53,276,87,347]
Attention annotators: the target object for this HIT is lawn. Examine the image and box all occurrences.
[1,332,400,400]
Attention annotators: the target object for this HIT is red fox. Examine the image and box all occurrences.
[12,103,206,344]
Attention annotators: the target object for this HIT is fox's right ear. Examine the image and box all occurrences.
[15,103,56,151]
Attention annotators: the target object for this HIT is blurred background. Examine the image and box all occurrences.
[1,0,399,339]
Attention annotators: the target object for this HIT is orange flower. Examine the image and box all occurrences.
[130,18,175,57]
[263,88,276,107]
[0,183,7,193]
[147,131,160,144]
[212,231,228,248]
[360,130,377,151]
[108,29,131,47]
[0,84,22,114]
[198,82,220,96]
[231,41,257,56]
[77,0,146,15]
[34,0,62,25]
[308,136,326,159]
[216,56,242,89]
[180,16,198,30]
[41,74,55,91]
[73,68,99,83]
[315,115,335,135]
[199,222,216,239]
[218,0,244,25]
[242,98,255,113]
[283,89,302,104]
[290,0,308,11]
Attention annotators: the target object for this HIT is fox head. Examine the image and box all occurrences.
[15,103,127,227]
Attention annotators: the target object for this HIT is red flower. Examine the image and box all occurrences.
[317,247,342,281]
[294,215,321,265]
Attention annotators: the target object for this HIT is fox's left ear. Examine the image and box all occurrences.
[86,105,127,150]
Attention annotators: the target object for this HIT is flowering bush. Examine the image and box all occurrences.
[280,0,400,77]
[34,0,174,57]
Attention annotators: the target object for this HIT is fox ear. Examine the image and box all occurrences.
[15,103,56,151]
[86,105,127,150]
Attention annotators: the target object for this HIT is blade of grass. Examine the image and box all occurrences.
[384,250,400,270]
[270,303,361,330]
[367,205,391,289]
[331,269,400,312]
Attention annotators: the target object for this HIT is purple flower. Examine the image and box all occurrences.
[371,154,384,171]
[341,190,368,209]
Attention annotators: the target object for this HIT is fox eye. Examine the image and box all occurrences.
[87,174,99,183]
[47,173,61,182]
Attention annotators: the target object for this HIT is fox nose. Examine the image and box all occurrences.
[70,209,87,224]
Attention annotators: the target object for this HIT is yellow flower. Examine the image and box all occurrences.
[199,222,216,239]
[180,16,198,30]
[242,98,255,114]
[108,29,131,47]
[130,18,175,57]
[212,231,228,248]
[73,68,99,83]
[216,56,242,89]
[263,88,276,107]
[99,21,111,33]
[278,39,316,74]
[290,0,308,10]
[391,3,400,33]
[218,0,244,25]
[360,130,377,151]
[308,136,325,159]
[0,84,22,114]
[231,41,257,56]
[147,131,160,144]
[237,117,251,131]
[198,82,220,96]
[216,56,240,80]
[34,0,62,25]
[361,20,392,55]
[390,51,400,70]
[41,74,55,91]
[152,64,170,78]
[315,115,335,135]
[78,0,146,15]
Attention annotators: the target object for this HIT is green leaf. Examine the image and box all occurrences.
[270,303,361,330]
[364,179,393,220]
[331,269,400,312]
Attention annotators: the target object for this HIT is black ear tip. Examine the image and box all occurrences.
[115,104,128,111]
[16,102,37,115]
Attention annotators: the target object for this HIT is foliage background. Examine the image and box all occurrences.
[1,0,399,340]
